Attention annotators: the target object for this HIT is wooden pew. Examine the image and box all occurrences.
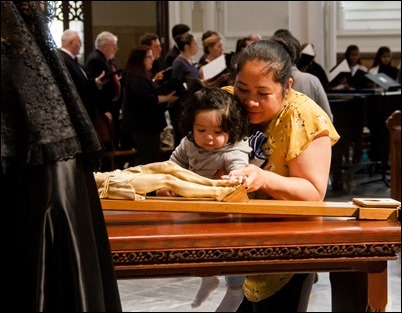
[102,199,401,312]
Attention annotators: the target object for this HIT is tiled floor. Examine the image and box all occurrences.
[117,170,401,312]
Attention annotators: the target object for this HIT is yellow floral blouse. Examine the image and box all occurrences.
[255,89,340,198]
[223,86,340,302]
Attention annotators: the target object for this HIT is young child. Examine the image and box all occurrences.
[156,84,251,312]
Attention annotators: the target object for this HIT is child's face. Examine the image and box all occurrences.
[193,110,229,151]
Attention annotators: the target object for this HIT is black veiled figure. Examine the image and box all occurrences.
[1,2,122,311]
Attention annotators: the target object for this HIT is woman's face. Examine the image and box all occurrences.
[380,51,391,65]
[234,60,288,125]
[348,49,360,66]
[188,38,199,56]
[193,109,229,151]
[144,50,154,71]
[209,40,224,59]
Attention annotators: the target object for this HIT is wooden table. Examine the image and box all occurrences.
[103,199,401,312]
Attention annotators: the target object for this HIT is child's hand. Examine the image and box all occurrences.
[222,173,246,184]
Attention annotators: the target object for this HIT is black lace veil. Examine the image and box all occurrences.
[2,4,122,311]
[1,1,102,173]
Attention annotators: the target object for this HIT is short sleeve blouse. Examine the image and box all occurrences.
[261,89,340,177]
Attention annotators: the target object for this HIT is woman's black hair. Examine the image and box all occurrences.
[271,34,301,65]
[372,46,391,68]
[122,45,151,79]
[175,33,195,52]
[232,39,293,92]
[344,45,362,65]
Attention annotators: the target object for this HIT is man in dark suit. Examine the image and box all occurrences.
[59,29,103,125]
[85,31,122,143]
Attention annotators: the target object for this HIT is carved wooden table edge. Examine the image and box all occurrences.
[110,245,401,278]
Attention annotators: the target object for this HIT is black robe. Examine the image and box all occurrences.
[1,2,122,311]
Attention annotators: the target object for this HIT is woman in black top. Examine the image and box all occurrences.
[121,45,178,165]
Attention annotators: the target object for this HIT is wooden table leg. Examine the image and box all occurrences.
[330,262,388,312]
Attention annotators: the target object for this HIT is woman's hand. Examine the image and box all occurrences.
[152,70,164,82]
[222,164,265,192]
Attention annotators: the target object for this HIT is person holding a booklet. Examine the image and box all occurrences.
[198,31,232,87]
[85,31,124,142]
[59,29,106,125]
[120,45,178,165]
[165,23,191,68]
[168,33,203,146]
[365,47,400,167]
[328,45,369,191]
[368,46,399,81]
[198,30,220,65]
[139,32,168,84]
[169,33,233,145]
[171,33,202,88]
[329,44,368,90]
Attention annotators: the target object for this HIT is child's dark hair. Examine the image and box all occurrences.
[180,84,249,145]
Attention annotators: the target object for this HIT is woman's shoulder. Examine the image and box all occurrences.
[286,89,315,105]
[284,90,332,121]
[172,56,187,67]
[282,90,339,141]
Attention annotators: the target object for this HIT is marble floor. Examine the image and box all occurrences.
[117,170,401,312]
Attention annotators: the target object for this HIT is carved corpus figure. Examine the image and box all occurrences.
[94,161,248,201]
